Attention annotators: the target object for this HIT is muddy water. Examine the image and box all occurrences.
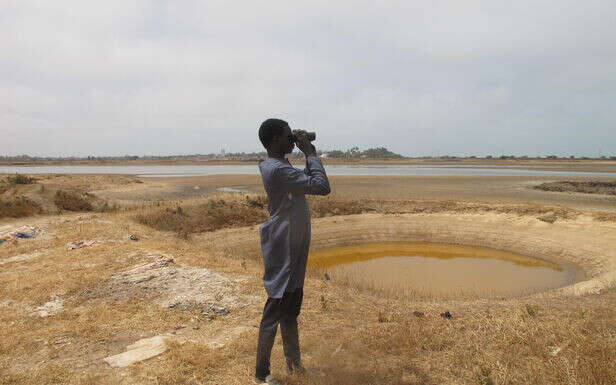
[309,242,576,298]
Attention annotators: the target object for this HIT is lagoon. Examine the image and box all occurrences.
[1,164,616,177]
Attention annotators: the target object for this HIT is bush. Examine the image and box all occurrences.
[54,190,93,211]
[135,196,268,236]
[0,196,43,218]
[308,196,367,217]
[534,181,616,196]
[525,304,540,317]
[6,174,36,185]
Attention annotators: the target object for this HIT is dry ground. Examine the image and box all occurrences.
[1,174,616,384]
[78,172,616,216]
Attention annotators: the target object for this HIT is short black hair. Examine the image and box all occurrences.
[259,118,288,148]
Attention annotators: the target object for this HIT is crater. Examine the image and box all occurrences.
[309,242,580,298]
[205,212,613,298]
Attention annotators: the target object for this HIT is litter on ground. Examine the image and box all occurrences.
[0,225,43,244]
[67,240,105,250]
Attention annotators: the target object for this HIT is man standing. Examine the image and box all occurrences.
[255,118,330,384]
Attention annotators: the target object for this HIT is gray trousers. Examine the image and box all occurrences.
[255,287,303,380]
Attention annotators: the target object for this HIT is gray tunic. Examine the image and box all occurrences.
[258,156,330,298]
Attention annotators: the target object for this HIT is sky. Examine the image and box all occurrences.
[2,1,616,157]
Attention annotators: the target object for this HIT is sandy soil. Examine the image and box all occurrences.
[96,173,616,213]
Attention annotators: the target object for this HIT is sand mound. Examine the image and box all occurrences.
[84,254,243,311]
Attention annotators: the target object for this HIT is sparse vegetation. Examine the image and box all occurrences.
[54,190,93,211]
[134,195,268,236]
[535,180,616,195]
[525,304,540,317]
[134,194,612,237]
[5,174,37,185]
[0,196,43,218]
[538,213,558,223]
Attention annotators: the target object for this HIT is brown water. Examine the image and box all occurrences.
[309,242,576,298]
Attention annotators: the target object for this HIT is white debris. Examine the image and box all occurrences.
[548,340,569,356]
[67,240,105,250]
[31,294,64,317]
[104,335,175,367]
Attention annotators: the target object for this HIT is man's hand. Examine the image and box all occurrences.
[293,130,317,157]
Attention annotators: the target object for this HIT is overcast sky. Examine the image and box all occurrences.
[2,1,615,157]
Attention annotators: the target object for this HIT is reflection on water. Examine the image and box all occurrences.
[309,242,575,298]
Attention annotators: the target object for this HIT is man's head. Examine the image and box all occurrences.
[259,118,294,154]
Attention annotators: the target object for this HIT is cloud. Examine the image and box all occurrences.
[2,0,615,156]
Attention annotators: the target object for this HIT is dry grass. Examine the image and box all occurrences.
[122,290,616,385]
[133,194,613,238]
[133,194,372,237]
[5,174,37,185]
[0,196,43,218]
[134,194,268,237]
[54,190,94,212]
[0,174,123,218]
[592,211,616,222]
[535,180,616,195]
[534,181,616,195]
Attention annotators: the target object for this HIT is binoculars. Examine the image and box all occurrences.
[292,132,316,142]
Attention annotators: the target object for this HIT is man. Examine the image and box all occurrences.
[255,118,330,384]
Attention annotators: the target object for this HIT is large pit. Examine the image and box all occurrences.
[204,212,616,298]
[309,242,579,298]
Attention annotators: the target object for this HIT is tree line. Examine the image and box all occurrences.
[325,147,403,159]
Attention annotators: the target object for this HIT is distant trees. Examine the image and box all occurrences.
[327,150,345,158]
[362,147,403,158]
[325,147,403,159]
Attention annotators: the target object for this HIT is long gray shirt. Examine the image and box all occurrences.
[258,156,330,298]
